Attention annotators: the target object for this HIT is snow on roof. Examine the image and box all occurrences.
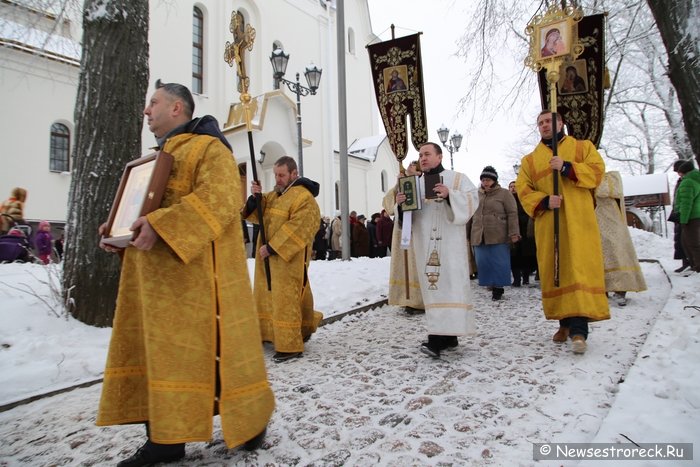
[0,17,81,62]
[621,173,669,197]
[347,134,387,162]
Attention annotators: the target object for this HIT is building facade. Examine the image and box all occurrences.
[0,0,399,227]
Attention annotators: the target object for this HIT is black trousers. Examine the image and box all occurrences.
[559,317,588,339]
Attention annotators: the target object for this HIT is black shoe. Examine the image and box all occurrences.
[273,351,302,363]
[469,273,478,280]
[674,264,689,273]
[117,441,185,467]
[404,306,425,315]
[445,336,459,349]
[420,342,440,358]
[522,279,530,285]
[492,287,504,300]
[512,281,521,287]
[243,427,266,451]
[302,335,311,343]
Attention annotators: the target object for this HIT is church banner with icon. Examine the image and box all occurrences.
[367,33,428,161]
[537,14,606,147]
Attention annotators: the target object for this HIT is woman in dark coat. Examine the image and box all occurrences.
[351,215,370,257]
[312,218,328,260]
[470,167,520,300]
[508,181,537,285]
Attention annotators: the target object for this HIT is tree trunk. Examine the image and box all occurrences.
[62,0,149,326]
[647,0,700,166]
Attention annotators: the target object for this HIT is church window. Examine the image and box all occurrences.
[192,7,204,94]
[49,123,70,172]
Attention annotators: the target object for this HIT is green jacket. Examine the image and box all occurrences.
[674,169,700,224]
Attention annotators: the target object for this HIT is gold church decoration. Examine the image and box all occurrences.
[224,10,255,95]
[524,4,584,288]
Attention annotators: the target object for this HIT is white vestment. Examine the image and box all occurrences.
[409,169,478,335]
[595,171,647,293]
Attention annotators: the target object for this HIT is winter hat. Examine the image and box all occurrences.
[480,166,498,182]
[358,214,366,221]
[677,160,695,174]
[39,220,51,230]
[8,228,24,237]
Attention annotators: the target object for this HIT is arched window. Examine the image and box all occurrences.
[347,27,356,55]
[381,170,388,193]
[192,7,204,94]
[50,123,70,172]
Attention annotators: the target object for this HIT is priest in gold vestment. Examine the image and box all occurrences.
[595,171,647,306]
[244,156,323,363]
[97,82,274,466]
[382,185,424,312]
[516,111,610,355]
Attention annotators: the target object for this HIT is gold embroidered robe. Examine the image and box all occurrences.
[595,171,647,292]
[515,137,610,321]
[247,183,323,352]
[382,186,424,309]
[97,133,274,448]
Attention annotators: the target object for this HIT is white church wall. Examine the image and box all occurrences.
[2,0,385,225]
[0,46,77,223]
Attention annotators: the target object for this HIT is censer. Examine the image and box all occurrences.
[424,198,443,290]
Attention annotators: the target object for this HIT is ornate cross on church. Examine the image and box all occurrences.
[224,10,256,95]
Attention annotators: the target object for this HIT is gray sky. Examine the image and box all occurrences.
[366,0,542,183]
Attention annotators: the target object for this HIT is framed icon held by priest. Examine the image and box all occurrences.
[101,151,174,248]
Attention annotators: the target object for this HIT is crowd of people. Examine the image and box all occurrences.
[311,208,394,260]
[3,78,697,466]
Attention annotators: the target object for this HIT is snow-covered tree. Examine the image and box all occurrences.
[600,0,693,174]
[646,0,700,166]
[62,0,149,326]
[454,0,693,174]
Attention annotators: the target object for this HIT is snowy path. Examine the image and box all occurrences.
[0,262,672,466]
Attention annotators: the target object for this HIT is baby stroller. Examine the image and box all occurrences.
[0,213,35,263]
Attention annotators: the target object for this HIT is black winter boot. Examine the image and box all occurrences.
[492,287,504,300]
[117,441,185,467]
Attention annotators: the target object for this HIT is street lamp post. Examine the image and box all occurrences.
[270,47,322,177]
[436,125,463,170]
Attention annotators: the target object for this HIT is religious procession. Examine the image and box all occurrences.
[1,0,699,465]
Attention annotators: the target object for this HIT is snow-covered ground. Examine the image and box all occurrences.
[0,228,698,466]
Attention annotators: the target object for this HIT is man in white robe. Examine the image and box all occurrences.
[396,142,479,357]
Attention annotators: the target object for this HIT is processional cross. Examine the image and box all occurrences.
[224,11,256,96]
[223,10,271,290]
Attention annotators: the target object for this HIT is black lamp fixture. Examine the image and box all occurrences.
[437,124,463,170]
[269,47,323,176]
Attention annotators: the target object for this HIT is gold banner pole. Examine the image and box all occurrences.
[525,5,584,288]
